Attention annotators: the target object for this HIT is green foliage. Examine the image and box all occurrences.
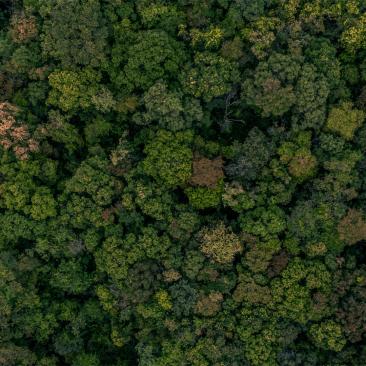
[198,222,242,264]
[65,156,117,206]
[134,81,203,131]
[47,68,101,112]
[185,180,223,209]
[271,258,332,324]
[2,1,366,365]
[278,131,317,181]
[50,259,93,294]
[341,13,366,53]
[121,30,185,92]
[305,38,341,88]
[242,53,330,130]
[84,116,112,145]
[245,237,281,273]
[190,26,224,50]
[242,53,300,117]
[326,102,365,140]
[137,3,184,34]
[222,182,256,212]
[240,205,287,238]
[226,127,273,181]
[30,187,57,220]
[291,63,329,130]
[310,321,346,352]
[41,0,108,68]
[182,52,239,102]
[41,110,83,152]
[6,44,41,75]
[123,179,174,221]
[96,227,171,283]
[142,130,193,187]
[72,353,100,366]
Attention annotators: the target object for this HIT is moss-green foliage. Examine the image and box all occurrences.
[278,131,317,181]
[3,1,366,365]
[41,0,108,68]
[185,179,223,209]
[309,320,346,352]
[30,187,57,220]
[64,156,117,206]
[133,81,203,131]
[198,222,242,264]
[142,130,193,187]
[326,102,365,140]
[47,68,101,112]
[242,53,300,117]
[182,52,240,102]
[121,30,186,92]
[222,182,256,212]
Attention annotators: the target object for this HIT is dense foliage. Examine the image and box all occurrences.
[2,1,366,365]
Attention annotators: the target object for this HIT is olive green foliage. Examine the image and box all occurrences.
[48,68,101,112]
[41,0,108,68]
[309,321,346,352]
[185,179,223,209]
[121,30,186,92]
[183,52,240,102]
[278,131,317,181]
[242,53,300,117]
[142,129,193,187]
[3,1,366,365]
[198,222,242,264]
[326,102,365,140]
[133,81,203,131]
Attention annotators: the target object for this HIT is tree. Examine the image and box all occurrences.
[225,127,274,181]
[244,237,281,273]
[41,0,108,68]
[304,38,341,89]
[278,131,317,181]
[30,187,57,220]
[190,26,224,50]
[50,259,93,294]
[133,81,203,131]
[142,129,193,188]
[72,353,100,366]
[337,209,366,245]
[190,155,224,188]
[36,110,83,153]
[6,44,41,76]
[233,277,272,305]
[242,53,300,117]
[137,2,184,34]
[65,156,118,207]
[10,13,38,43]
[123,179,174,221]
[310,320,346,352]
[185,182,223,209]
[240,205,287,238]
[222,181,256,212]
[182,52,239,102]
[120,30,186,92]
[341,12,366,54]
[198,222,242,264]
[292,63,329,130]
[326,102,365,141]
[271,258,332,324]
[47,68,101,112]
[0,102,39,160]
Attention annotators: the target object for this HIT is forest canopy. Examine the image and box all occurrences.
[2,0,366,365]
